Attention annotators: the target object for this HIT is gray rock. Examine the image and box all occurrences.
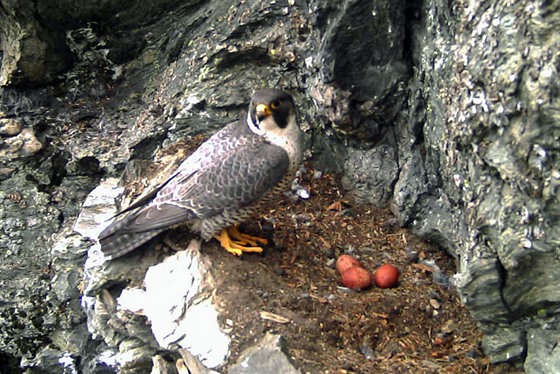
[0,128,43,159]
[480,324,526,364]
[229,333,299,374]
[401,0,560,367]
[151,354,180,374]
[0,4,70,86]
[342,135,399,206]
[20,346,79,373]
[176,348,221,374]
[524,324,560,374]
[0,118,23,136]
[52,266,83,302]
[51,324,90,355]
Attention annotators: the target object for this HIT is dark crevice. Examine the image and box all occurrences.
[106,282,129,302]
[495,256,514,318]
[212,46,270,68]
[129,132,168,162]
[403,0,424,70]
[32,151,69,193]
[0,352,20,374]
[47,152,69,188]
[74,156,102,176]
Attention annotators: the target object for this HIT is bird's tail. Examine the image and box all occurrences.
[98,230,164,260]
[96,187,196,259]
[97,210,163,260]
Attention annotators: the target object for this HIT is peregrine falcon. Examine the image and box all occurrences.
[98,89,303,259]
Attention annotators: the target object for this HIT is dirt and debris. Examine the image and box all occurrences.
[193,166,518,373]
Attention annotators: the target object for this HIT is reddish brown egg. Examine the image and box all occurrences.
[341,266,372,290]
[374,264,399,288]
[336,254,362,275]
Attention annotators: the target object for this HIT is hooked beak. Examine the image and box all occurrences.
[255,104,272,121]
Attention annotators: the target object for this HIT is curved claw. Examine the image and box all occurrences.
[214,225,266,256]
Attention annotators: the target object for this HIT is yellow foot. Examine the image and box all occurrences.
[228,225,268,246]
[214,225,267,256]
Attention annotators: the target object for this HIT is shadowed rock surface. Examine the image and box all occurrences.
[1,0,558,372]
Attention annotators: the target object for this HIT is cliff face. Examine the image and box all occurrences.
[407,2,560,369]
[1,0,558,372]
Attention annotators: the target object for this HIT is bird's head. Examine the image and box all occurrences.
[247,89,297,137]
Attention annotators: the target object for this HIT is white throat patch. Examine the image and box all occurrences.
[260,114,302,172]
[247,112,265,135]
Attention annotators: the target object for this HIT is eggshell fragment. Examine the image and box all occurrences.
[341,266,372,290]
[336,254,362,275]
[374,264,399,288]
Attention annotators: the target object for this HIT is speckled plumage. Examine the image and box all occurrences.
[98,89,302,259]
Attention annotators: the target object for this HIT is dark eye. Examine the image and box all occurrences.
[270,100,280,109]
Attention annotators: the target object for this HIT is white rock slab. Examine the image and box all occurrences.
[118,240,230,369]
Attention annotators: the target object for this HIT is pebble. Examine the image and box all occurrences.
[296,187,310,199]
[0,128,43,159]
[429,298,441,309]
[432,271,452,287]
[0,118,23,136]
[405,246,419,262]
[312,170,323,179]
[360,341,375,360]
[441,319,456,334]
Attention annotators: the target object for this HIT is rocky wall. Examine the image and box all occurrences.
[0,0,558,372]
[405,0,560,369]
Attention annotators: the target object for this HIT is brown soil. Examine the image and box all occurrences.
[199,166,518,373]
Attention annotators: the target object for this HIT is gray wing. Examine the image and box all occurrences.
[117,125,290,233]
[99,122,240,239]
[99,121,290,259]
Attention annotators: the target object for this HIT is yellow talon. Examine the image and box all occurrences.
[214,225,266,256]
[227,225,268,246]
